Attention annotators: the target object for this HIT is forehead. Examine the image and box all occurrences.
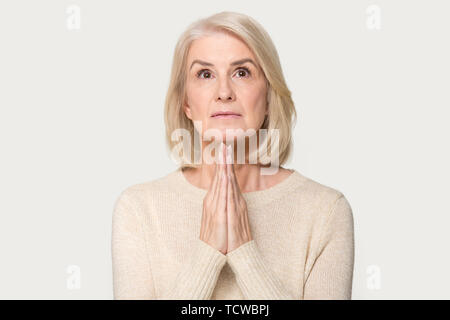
[187,32,256,64]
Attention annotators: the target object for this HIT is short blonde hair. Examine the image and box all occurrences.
[164,11,297,169]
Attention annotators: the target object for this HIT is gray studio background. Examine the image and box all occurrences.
[0,0,449,299]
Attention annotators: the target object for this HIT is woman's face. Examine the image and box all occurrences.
[183,31,268,142]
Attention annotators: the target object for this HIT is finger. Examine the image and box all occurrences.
[228,166,241,211]
[225,145,241,210]
[221,142,227,177]
[217,141,225,165]
[210,154,220,198]
[226,145,242,195]
[212,161,223,207]
[213,142,224,187]
[227,165,236,213]
[225,143,233,181]
[218,153,227,214]
[212,143,225,206]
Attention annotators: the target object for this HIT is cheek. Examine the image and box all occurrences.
[240,86,267,123]
[186,85,211,118]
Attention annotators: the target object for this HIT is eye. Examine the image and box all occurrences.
[235,67,251,78]
[195,67,252,79]
[196,69,213,79]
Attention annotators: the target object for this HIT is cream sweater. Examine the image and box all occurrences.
[111,167,355,300]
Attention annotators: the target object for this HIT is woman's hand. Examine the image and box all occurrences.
[199,142,253,255]
[225,144,253,253]
[199,142,228,255]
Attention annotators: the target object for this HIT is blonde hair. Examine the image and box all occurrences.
[164,11,297,169]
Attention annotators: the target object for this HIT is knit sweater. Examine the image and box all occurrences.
[111,167,355,300]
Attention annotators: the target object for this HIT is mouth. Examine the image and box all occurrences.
[211,111,242,119]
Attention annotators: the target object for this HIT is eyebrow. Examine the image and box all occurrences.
[189,58,258,71]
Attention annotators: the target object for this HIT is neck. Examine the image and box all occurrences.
[194,163,267,193]
[184,137,282,192]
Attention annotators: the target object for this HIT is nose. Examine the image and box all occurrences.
[216,77,235,102]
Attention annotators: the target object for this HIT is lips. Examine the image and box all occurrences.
[211,111,242,118]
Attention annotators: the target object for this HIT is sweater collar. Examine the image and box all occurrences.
[171,166,306,208]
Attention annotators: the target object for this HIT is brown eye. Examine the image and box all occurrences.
[235,67,251,78]
[197,69,212,79]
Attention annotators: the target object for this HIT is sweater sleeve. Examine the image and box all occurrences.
[303,194,355,299]
[112,190,227,300]
[162,238,227,299]
[226,240,295,299]
[111,190,156,299]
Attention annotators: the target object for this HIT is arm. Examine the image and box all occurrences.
[226,240,295,299]
[162,238,227,299]
[226,194,355,300]
[303,194,355,299]
[111,190,156,299]
[111,190,227,300]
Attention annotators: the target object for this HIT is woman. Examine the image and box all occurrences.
[111,11,354,300]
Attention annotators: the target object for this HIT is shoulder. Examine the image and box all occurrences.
[288,170,353,221]
[291,170,345,202]
[113,169,180,208]
[284,171,355,251]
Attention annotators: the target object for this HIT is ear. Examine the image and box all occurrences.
[183,101,192,120]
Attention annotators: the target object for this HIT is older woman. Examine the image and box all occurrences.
[112,11,354,300]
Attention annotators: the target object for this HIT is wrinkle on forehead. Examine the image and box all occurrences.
[187,31,259,70]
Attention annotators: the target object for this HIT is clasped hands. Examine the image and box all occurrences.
[199,142,253,255]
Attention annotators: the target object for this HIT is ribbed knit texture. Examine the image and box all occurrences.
[111,167,355,300]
